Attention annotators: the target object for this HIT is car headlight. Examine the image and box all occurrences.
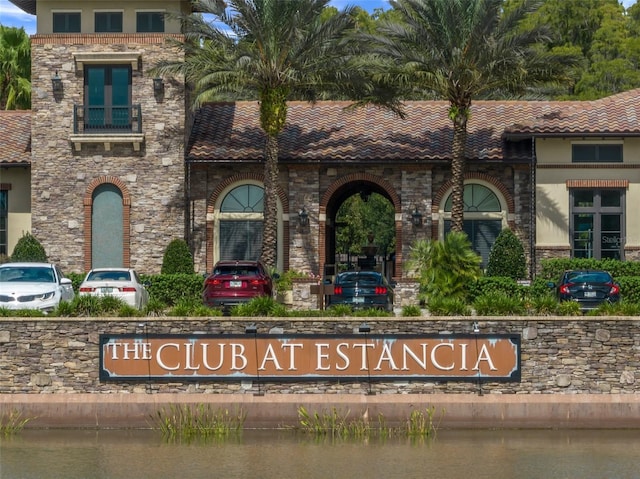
[39,291,56,301]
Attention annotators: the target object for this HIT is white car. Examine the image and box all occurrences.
[0,262,75,313]
[79,268,150,309]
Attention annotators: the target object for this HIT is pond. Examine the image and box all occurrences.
[1,429,639,479]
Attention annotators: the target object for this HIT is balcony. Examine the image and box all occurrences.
[70,104,144,151]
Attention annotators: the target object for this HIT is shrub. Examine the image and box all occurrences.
[427,296,471,316]
[10,233,47,262]
[486,229,526,280]
[467,277,527,303]
[556,300,581,316]
[144,273,203,306]
[401,305,422,317]
[231,296,287,317]
[473,292,526,316]
[407,232,481,303]
[161,239,194,275]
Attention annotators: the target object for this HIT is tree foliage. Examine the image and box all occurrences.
[0,25,31,110]
[335,193,395,257]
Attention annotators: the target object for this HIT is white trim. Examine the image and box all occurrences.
[73,52,142,72]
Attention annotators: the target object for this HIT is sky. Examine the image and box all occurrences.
[0,0,637,35]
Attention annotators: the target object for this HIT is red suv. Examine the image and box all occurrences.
[203,260,274,309]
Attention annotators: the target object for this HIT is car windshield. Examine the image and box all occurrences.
[214,266,259,276]
[338,273,380,286]
[87,271,131,281]
[0,266,55,283]
[566,272,612,283]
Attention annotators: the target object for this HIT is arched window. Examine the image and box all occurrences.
[442,183,506,267]
[92,183,124,267]
[218,185,264,261]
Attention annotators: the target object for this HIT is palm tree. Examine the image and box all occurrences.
[372,0,577,232]
[0,25,31,110]
[154,0,398,268]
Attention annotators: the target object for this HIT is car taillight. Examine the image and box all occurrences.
[250,278,267,286]
[206,278,222,286]
[79,287,94,292]
[559,284,572,294]
[375,286,387,295]
[608,283,620,295]
[334,286,343,295]
[120,287,137,292]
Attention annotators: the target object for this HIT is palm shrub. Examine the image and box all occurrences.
[408,232,481,304]
[426,296,471,316]
[473,291,526,316]
[486,229,526,280]
[161,239,194,274]
[10,232,47,262]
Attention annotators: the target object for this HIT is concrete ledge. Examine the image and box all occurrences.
[2,393,640,430]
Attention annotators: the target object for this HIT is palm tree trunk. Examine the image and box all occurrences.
[261,134,279,268]
[449,113,468,233]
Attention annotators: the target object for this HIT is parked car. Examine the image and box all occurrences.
[203,260,274,309]
[79,268,150,309]
[550,270,620,311]
[0,262,75,313]
[326,271,394,312]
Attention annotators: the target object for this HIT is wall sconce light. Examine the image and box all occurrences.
[358,323,371,334]
[51,71,63,94]
[411,206,423,227]
[472,321,480,334]
[153,77,164,94]
[298,206,309,227]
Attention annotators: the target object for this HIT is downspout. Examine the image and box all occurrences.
[530,136,537,279]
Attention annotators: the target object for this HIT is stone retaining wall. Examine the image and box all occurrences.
[1,316,638,428]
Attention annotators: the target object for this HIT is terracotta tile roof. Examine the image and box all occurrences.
[187,89,640,163]
[0,110,31,166]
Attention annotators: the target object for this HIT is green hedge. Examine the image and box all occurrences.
[141,273,204,306]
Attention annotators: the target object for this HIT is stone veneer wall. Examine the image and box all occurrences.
[0,317,637,395]
[30,35,186,274]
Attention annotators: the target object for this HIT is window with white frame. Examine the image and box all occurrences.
[218,184,264,261]
[442,183,506,267]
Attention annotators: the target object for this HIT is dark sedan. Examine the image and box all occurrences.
[326,271,394,312]
[551,270,620,311]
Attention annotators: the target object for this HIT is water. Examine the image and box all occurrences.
[1,429,639,479]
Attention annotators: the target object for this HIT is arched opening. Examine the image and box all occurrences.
[91,183,124,268]
[322,177,401,282]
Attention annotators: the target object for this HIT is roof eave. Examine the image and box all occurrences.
[8,0,36,16]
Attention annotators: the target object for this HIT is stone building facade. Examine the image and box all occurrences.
[28,12,186,273]
[7,1,640,293]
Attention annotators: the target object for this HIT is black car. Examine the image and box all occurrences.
[551,270,620,311]
[326,271,394,312]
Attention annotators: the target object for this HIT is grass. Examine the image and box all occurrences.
[0,410,34,435]
[296,406,442,440]
[149,404,246,441]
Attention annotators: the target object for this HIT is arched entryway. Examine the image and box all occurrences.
[319,173,402,279]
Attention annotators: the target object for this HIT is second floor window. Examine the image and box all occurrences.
[136,12,165,32]
[572,144,623,163]
[95,12,123,33]
[53,12,81,33]
[84,65,132,131]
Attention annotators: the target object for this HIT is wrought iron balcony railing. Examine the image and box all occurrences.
[73,104,142,134]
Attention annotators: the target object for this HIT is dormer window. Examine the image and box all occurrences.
[136,12,165,33]
[95,12,123,33]
[53,12,81,33]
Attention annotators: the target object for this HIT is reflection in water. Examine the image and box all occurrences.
[1,429,639,479]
